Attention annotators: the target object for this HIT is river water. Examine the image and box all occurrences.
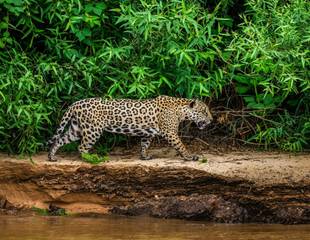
[0,215,309,240]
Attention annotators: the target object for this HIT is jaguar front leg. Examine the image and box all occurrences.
[162,131,199,161]
[140,136,154,160]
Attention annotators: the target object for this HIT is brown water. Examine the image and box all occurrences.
[0,215,309,240]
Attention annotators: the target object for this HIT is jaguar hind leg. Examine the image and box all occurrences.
[78,128,103,155]
[140,136,154,160]
[48,123,81,161]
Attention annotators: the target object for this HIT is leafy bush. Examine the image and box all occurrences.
[228,0,310,150]
[0,0,232,154]
[0,0,309,154]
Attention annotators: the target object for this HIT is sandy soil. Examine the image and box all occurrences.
[1,146,309,186]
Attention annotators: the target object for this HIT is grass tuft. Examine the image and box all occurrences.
[81,153,109,165]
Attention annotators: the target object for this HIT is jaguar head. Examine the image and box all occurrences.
[181,100,213,129]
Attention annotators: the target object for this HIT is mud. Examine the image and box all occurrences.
[0,147,309,223]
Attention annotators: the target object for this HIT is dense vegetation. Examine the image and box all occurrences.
[0,0,309,154]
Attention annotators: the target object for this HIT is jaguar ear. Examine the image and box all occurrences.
[189,100,196,108]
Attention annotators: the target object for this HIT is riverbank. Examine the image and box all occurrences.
[0,147,309,223]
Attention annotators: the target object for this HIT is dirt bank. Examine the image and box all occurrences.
[0,147,309,223]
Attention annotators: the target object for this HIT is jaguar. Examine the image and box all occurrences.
[48,96,212,161]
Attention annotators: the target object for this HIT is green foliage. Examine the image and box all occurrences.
[81,153,109,165]
[228,0,310,150]
[0,0,309,154]
[32,206,67,216]
[199,158,208,164]
[249,112,310,152]
[0,0,231,154]
[229,0,309,108]
[0,52,54,153]
[31,207,49,216]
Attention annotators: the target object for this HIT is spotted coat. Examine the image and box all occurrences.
[48,96,213,161]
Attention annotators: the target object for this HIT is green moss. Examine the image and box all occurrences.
[199,158,208,164]
[32,206,68,216]
[81,153,109,165]
[31,207,49,216]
